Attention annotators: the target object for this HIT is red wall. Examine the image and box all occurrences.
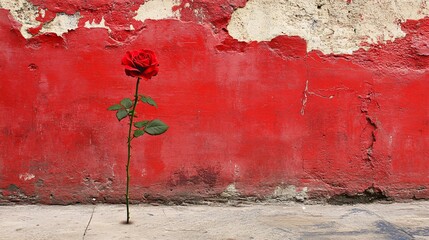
[0,1,428,204]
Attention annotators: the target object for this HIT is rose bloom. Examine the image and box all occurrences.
[121,49,159,79]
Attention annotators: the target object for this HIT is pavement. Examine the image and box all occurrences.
[0,201,428,240]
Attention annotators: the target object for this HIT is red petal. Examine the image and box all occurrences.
[134,55,150,67]
[142,66,159,79]
[121,51,134,66]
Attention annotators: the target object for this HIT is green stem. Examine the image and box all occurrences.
[126,77,140,224]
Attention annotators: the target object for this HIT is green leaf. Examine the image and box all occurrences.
[140,95,157,108]
[120,98,133,109]
[133,129,145,138]
[107,104,122,111]
[144,119,168,135]
[128,110,137,116]
[134,120,149,128]
[116,109,128,121]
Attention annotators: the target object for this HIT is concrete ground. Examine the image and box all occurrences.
[0,202,428,240]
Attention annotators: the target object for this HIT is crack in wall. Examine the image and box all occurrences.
[363,116,377,166]
[301,80,335,115]
[359,92,378,168]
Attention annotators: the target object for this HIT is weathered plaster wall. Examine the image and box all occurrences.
[228,0,429,54]
[0,0,428,204]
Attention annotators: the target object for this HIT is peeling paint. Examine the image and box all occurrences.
[134,0,181,22]
[0,0,40,38]
[0,0,81,38]
[40,12,80,36]
[192,7,206,24]
[84,17,111,33]
[228,0,429,54]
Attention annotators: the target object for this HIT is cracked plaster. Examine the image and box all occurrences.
[134,0,181,22]
[272,185,308,201]
[4,0,429,53]
[40,12,80,36]
[0,0,80,38]
[227,0,429,54]
[84,17,111,33]
[0,0,40,38]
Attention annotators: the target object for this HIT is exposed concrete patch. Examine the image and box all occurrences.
[4,184,38,203]
[84,17,111,33]
[227,0,429,54]
[134,0,181,22]
[220,183,240,198]
[0,0,40,38]
[272,185,308,202]
[328,186,390,205]
[40,12,80,36]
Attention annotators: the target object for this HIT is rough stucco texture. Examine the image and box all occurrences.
[0,0,428,204]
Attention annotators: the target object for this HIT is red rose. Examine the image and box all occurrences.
[121,49,159,79]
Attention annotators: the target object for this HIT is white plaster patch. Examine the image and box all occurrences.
[272,185,308,201]
[40,12,81,36]
[84,17,111,32]
[0,0,41,38]
[227,0,429,54]
[19,173,35,181]
[0,0,82,38]
[39,8,45,18]
[134,0,181,22]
